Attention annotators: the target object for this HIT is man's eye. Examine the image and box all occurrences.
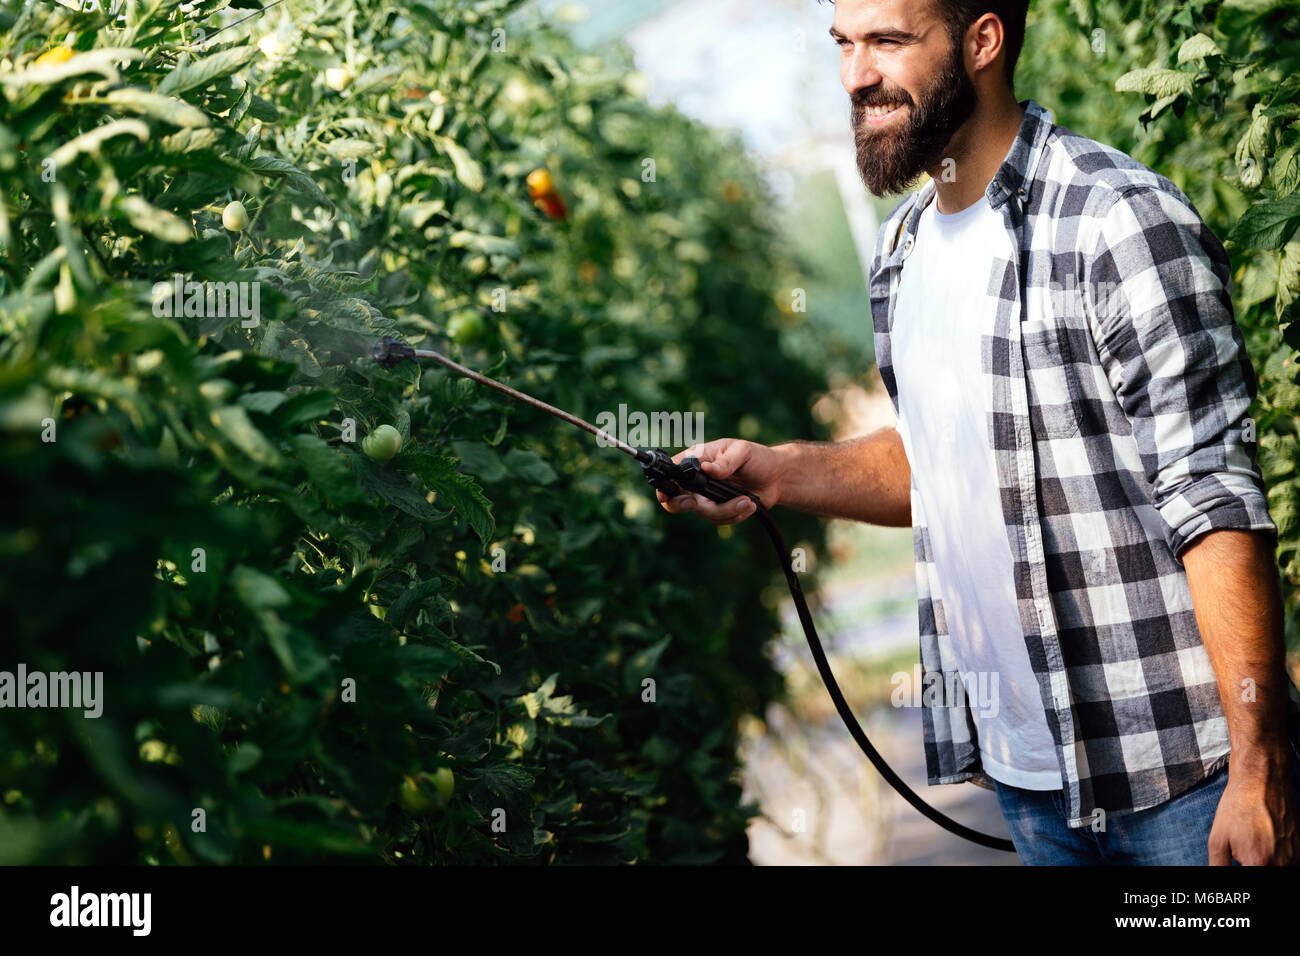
[878,38,898,46]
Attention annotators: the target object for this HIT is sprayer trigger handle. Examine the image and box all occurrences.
[677,457,761,508]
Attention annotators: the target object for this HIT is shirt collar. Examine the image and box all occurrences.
[986,97,1056,209]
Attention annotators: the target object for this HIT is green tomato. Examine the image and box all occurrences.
[398,775,437,815]
[430,767,455,801]
[362,424,403,460]
[446,312,485,345]
[222,200,250,232]
[397,769,454,816]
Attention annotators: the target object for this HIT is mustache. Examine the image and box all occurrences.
[851,87,914,112]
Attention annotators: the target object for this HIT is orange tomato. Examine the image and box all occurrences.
[526,168,554,198]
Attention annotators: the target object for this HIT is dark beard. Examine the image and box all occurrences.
[851,41,978,197]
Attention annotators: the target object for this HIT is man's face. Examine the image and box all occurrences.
[834,0,979,196]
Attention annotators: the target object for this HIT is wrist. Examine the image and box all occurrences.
[1228,738,1292,780]
[768,441,800,509]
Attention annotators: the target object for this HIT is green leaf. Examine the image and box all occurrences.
[350,64,405,97]
[623,636,671,691]
[395,643,460,680]
[278,389,336,427]
[289,434,365,505]
[157,45,260,98]
[160,127,220,154]
[1176,34,1221,63]
[356,457,450,523]
[448,231,520,258]
[518,673,558,719]
[245,154,334,211]
[517,673,607,728]
[324,138,378,162]
[438,136,485,191]
[469,765,535,854]
[1235,102,1271,188]
[1228,193,1300,250]
[386,577,444,629]
[1115,67,1197,100]
[210,405,283,466]
[1274,144,1300,199]
[404,450,495,547]
[504,448,557,485]
[231,565,291,609]
[0,48,144,88]
[248,93,280,122]
[1278,241,1300,319]
[99,88,210,127]
[49,119,150,167]
[228,742,263,774]
[450,440,507,482]
[115,195,192,243]
[236,391,287,416]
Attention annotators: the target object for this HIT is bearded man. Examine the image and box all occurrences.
[659,0,1300,865]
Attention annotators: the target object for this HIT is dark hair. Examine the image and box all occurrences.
[821,0,1032,88]
[940,0,1031,87]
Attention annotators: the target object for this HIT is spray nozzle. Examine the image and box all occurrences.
[372,335,417,369]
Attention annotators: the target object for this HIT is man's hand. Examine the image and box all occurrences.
[1208,758,1300,865]
[655,438,787,526]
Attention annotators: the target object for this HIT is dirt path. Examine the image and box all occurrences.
[743,703,1019,865]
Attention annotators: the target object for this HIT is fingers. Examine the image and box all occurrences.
[659,438,757,524]
[658,492,755,525]
[675,439,749,481]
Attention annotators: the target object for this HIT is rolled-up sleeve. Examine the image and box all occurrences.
[1082,183,1277,559]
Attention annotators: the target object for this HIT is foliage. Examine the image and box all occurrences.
[0,0,827,864]
[1016,0,1300,650]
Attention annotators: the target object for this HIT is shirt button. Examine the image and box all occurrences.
[1037,607,1049,629]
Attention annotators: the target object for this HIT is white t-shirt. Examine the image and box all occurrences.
[891,192,1063,790]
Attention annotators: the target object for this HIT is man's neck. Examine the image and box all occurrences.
[928,97,1026,215]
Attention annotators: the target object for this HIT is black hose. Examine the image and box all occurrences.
[751,504,1017,854]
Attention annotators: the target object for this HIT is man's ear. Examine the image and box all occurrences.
[967,13,1006,77]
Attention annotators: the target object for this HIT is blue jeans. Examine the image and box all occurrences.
[992,757,1300,865]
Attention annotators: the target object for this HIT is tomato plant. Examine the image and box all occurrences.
[0,0,827,864]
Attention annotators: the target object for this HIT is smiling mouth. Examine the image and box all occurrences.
[862,103,906,125]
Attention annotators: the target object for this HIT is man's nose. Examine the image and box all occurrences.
[842,47,884,96]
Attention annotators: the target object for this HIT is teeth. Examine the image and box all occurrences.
[867,104,900,117]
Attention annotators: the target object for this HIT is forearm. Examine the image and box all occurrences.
[771,426,911,526]
[1182,528,1292,772]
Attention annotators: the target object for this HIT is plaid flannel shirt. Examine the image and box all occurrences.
[869,98,1285,828]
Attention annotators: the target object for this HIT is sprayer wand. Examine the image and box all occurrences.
[371,335,1015,854]
[372,336,756,504]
